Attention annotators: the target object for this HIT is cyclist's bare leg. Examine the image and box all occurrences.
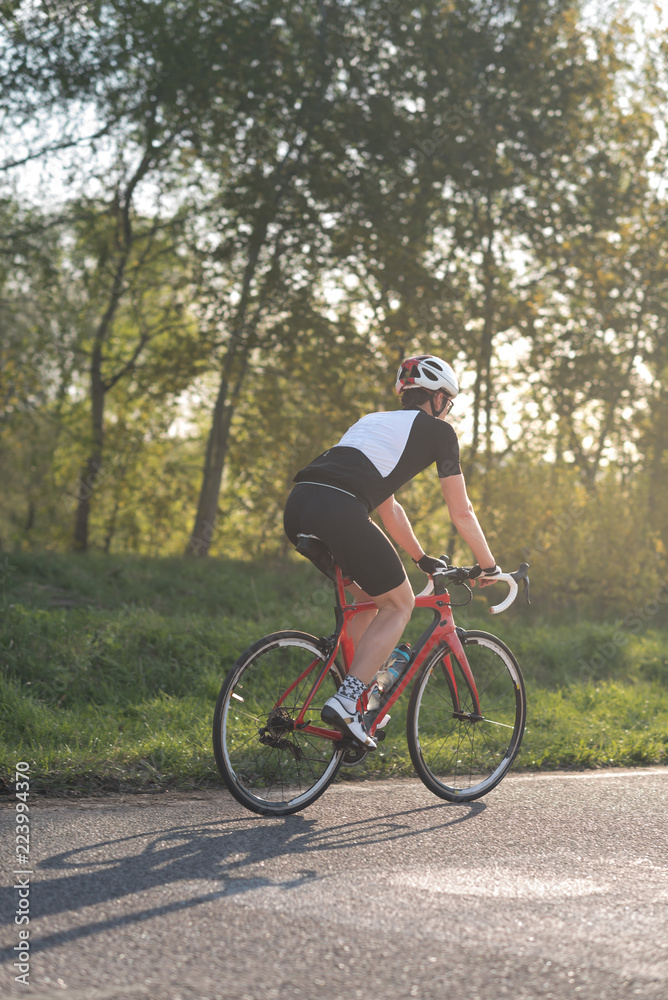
[345,578,415,685]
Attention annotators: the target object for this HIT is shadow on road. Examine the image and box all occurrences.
[0,796,484,961]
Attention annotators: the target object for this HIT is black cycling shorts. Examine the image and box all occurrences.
[283,483,407,598]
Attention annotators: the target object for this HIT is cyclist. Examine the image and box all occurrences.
[283,354,500,750]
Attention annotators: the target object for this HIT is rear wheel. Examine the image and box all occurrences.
[213,631,345,816]
[407,630,526,802]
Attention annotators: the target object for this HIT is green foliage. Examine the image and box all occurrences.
[0,0,667,604]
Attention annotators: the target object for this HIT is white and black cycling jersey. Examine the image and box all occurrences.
[293,408,461,512]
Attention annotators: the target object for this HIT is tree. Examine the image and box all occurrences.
[0,198,76,547]
[219,290,387,557]
[518,30,659,489]
[184,0,357,555]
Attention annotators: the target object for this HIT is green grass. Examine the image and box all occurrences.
[1,552,667,795]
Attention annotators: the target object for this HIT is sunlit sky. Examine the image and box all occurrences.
[582,0,666,30]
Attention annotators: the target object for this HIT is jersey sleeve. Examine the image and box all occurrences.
[435,421,462,478]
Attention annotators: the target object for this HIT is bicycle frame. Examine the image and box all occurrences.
[279,564,481,744]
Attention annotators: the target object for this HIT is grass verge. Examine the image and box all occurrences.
[1,552,667,794]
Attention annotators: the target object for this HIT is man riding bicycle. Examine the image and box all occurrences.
[284,354,500,750]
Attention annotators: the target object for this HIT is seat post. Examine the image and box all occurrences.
[334,564,347,612]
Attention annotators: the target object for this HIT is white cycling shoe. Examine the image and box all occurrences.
[321,696,377,750]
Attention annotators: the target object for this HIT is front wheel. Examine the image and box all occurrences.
[407,630,526,802]
[213,631,345,816]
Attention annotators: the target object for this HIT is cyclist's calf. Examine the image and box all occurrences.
[348,578,414,685]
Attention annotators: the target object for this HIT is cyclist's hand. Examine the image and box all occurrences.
[413,554,447,576]
[469,564,502,588]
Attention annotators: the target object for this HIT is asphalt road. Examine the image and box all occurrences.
[1,770,668,1000]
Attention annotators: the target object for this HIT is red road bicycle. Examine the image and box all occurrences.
[213,536,530,816]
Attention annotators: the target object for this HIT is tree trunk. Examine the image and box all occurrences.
[648,368,668,522]
[186,324,258,556]
[186,371,231,557]
[24,500,35,533]
[73,350,105,552]
[470,245,495,477]
[103,495,121,554]
[186,219,269,557]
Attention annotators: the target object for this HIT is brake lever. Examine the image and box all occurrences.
[510,562,531,606]
[523,577,531,605]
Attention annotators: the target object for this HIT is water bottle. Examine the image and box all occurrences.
[366,643,411,712]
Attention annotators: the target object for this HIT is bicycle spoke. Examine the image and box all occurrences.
[479,717,516,729]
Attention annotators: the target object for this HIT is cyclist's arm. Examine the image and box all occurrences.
[440,474,496,569]
[376,496,424,562]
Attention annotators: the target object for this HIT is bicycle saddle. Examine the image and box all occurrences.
[295,533,338,583]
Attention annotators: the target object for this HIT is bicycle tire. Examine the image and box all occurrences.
[213,630,345,816]
[407,629,526,802]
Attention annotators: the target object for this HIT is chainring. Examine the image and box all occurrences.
[340,742,369,767]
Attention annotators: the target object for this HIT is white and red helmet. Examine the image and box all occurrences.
[395,354,459,399]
